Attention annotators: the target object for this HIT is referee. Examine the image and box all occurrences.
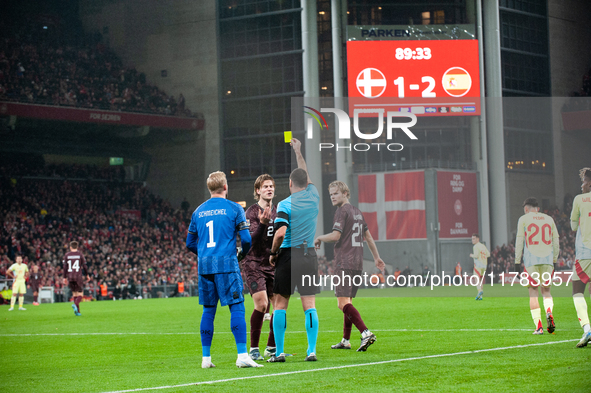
[267,138,320,363]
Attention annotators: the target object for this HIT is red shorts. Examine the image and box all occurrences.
[68,280,84,293]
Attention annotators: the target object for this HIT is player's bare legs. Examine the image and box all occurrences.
[572,280,591,347]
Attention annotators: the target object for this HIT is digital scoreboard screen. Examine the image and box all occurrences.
[346,40,480,116]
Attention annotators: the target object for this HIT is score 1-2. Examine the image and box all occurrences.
[393,47,436,97]
[393,76,436,98]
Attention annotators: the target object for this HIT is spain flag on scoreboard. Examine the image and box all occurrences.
[442,67,472,97]
[358,171,427,240]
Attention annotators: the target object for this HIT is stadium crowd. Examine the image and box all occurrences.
[0,19,194,117]
[0,163,197,300]
[0,162,581,302]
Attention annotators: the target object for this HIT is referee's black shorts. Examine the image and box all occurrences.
[273,247,320,297]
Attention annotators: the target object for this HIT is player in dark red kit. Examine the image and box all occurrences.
[28,265,43,306]
[315,181,385,352]
[242,174,277,361]
[62,241,89,316]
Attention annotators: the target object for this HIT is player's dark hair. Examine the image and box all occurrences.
[580,167,591,181]
[472,233,479,238]
[253,174,275,201]
[522,197,539,208]
[70,241,79,249]
[290,168,308,188]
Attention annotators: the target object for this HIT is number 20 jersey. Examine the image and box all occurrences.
[188,198,249,275]
[515,212,559,268]
[332,203,368,270]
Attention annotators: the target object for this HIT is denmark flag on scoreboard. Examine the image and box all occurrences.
[358,172,427,241]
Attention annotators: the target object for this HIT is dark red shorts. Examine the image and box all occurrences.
[68,279,84,293]
[334,268,363,298]
[244,264,275,297]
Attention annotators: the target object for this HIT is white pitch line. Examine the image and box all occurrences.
[100,339,579,393]
[0,328,544,337]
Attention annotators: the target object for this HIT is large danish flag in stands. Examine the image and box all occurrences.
[358,171,427,240]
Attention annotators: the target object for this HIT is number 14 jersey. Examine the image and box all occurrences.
[515,212,559,268]
[333,203,368,270]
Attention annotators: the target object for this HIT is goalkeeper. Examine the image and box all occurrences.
[186,171,262,369]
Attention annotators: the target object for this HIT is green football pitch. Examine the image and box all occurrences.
[2,285,590,393]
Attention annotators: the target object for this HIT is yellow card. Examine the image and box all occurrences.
[283,131,292,143]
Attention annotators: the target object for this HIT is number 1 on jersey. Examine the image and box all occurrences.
[206,220,216,248]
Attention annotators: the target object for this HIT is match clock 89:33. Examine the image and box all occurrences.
[395,47,432,60]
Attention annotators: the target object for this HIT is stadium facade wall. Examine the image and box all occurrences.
[144,135,206,209]
[79,0,221,206]
[547,0,591,97]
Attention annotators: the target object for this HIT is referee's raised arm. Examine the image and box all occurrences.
[290,138,312,185]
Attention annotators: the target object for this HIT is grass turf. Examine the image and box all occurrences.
[1,286,590,392]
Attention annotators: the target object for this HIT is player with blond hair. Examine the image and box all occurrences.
[514,197,559,335]
[186,171,261,368]
[314,180,385,351]
[570,167,591,347]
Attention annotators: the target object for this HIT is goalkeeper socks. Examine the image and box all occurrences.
[531,308,542,329]
[273,309,287,355]
[229,302,247,354]
[573,294,590,328]
[343,313,352,340]
[267,313,276,348]
[304,308,319,356]
[200,306,216,357]
[343,303,368,333]
[250,309,264,348]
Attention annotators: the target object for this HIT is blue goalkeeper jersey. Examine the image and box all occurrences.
[188,197,249,275]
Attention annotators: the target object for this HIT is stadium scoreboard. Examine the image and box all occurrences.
[346,25,480,117]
